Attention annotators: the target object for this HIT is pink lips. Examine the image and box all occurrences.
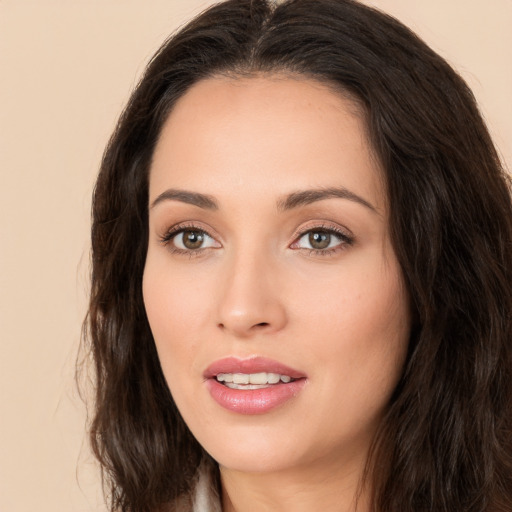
[204,357,307,415]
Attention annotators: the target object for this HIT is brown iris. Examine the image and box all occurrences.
[309,231,331,249]
[182,230,205,249]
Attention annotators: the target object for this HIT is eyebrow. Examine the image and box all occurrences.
[277,187,378,214]
[150,189,219,210]
[150,186,377,214]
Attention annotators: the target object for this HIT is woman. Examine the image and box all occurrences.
[84,0,512,511]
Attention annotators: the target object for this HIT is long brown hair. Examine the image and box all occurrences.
[83,1,512,510]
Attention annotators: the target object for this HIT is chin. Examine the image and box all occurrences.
[214,450,302,474]
[194,424,305,474]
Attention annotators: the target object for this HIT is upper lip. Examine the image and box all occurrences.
[203,356,306,379]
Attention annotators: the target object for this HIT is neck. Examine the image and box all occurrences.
[219,450,372,512]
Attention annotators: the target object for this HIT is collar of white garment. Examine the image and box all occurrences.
[191,459,222,512]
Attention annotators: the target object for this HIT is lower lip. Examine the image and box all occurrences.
[205,378,306,414]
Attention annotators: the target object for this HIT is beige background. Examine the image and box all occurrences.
[0,1,510,511]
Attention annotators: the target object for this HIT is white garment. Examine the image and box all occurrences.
[191,461,222,512]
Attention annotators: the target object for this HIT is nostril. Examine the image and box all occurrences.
[255,322,269,328]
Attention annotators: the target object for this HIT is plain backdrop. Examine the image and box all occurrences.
[0,1,510,511]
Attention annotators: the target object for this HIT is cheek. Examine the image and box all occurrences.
[294,249,409,340]
[296,254,410,393]
[142,259,212,376]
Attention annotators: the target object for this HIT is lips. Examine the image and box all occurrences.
[203,357,307,414]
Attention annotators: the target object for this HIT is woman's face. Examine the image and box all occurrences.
[143,76,411,475]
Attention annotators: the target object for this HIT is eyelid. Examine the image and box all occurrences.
[289,221,354,253]
[290,221,354,242]
[159,221,222,251]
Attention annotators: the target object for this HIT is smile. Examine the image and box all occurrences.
[204,357,306,414]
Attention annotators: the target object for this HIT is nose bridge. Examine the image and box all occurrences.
[216,240,287,337]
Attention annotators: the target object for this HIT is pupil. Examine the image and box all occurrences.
[183,230,204,249]
[309,231,330,249]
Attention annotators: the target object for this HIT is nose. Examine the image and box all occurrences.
[216,249,287,338]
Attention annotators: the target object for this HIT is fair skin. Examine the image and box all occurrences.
[143,75,411,511]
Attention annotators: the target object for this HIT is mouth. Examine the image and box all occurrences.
[203,357,307,414]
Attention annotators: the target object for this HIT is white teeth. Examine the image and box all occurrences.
[215,372,293,385]
[267,373,281,384]
[249,372,272,384]
[216,373,233,383]
[233,373,250,384]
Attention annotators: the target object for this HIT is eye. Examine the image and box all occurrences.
[173,229,218,250]
[292,226,353,253]
[161,226,221,252]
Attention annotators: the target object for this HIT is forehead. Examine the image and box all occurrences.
[149,75,386,215]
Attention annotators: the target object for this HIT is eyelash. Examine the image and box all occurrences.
[159,222,354,257]
[291,223,354,256]
[159,222,218,257]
